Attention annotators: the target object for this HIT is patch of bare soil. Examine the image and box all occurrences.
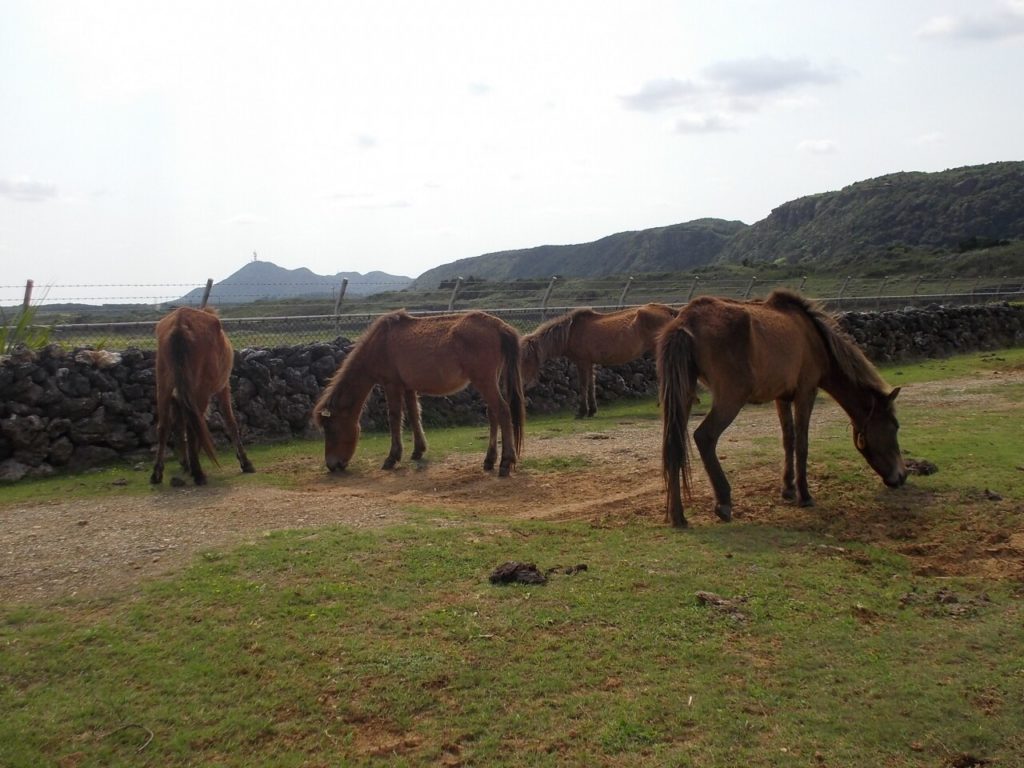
[2,371,1021,605]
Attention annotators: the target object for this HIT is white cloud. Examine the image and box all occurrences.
[222,213,265,227]
[355,134,377,150]
[623,56,843,134]
[798,138,839,154]
[704,56,842,96]
[621,78,701,112]
[0,177,58,202]
[917,2,1024,41]
[675,113,736,134]
[912,131,945,146]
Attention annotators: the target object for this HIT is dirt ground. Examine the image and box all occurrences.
[2,372,1022,605]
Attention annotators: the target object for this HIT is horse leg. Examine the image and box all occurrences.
[404,390,428,461]
[478,378,514,476]
[216,385,254,474]
[693,401,743,521]
[776,399,797,501]
[183,415,207,485]
[792,392,817,507]
[150,394,172,484]
[381,385,405,470]
[587,364,598,417]
[575,362,589,419]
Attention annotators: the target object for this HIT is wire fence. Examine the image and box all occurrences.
[3,273,1022,351]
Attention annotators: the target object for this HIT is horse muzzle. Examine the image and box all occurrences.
[326,458,348,473]
[884,470,907,488]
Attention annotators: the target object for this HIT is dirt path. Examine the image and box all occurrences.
[2,371,1022,605]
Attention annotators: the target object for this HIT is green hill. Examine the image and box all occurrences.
[413,162,1024,287]
[717,161,1024,268]
[413,219,746,288]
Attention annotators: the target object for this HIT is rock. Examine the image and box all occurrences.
[0,458,30,482]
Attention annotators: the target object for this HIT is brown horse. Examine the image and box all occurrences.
[314,310,525,476]
[150,307,254,486]
[521,303,678,417]
[658,290,906,527]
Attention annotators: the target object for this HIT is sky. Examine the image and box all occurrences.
[2,0,1023,304]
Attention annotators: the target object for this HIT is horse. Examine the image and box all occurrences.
[150,307,254,486]
[520,303,678,417]
[658,289,906,527]
[314,309,525,476]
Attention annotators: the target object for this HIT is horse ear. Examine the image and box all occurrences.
[887,387,901,402]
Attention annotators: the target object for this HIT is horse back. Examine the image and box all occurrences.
[680,296,827,403]
[155,308,234,400]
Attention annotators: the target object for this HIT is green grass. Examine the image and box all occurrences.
[2,351,1023,766]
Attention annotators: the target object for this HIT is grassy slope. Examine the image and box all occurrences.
[2,350,1023,767]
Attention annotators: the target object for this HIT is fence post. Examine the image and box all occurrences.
[836,275,852,307]
[798,275,807,293]
[333,278,349,334]
[22,279,34,311]
[875,276,889,309]
[447,276,463,312]
[743,276,757,299]
[617,276,633,308]
[912,275,923,297]
[199,278,214,309]
[541,276,559,318]
[687,275,700,302]
[943,275,954,301]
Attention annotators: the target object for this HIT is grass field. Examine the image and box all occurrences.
[1,350,1023,767]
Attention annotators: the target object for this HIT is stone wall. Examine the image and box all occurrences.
[1,302,1022,481]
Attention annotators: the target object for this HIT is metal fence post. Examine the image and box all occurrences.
[686,275,700,302]
[333,278,349,334]
[447,277,463,312]
[199,278,214,309]
[836,275,852,308]
[541,276,559,318]
[798,275,807,292]
[743,276,757,299]
[875,276,889,309]
[617,276,633,308]
[22,279,34,311]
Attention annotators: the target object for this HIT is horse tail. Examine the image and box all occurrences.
[500,327,526,457]
[658,321,696,506]
[169,323,220,466]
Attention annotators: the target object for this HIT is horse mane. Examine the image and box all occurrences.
[521,308,594,366]
[765,289,888,392]
[313,309,412,426]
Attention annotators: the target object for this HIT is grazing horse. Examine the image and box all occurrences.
[658,290,906,527]
[150,307,254,486]
[521,303,678,417]
[314,310,525,476]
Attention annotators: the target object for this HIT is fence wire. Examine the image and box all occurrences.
[4,274,1023,351]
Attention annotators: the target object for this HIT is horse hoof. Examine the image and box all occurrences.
[381,459,397,470]
[714,504,732,522]
[799,497,815,508]
[411,451,424,461]
[498,465,511,478]
[483,460,495,472]
[194,475,208,486]
[149,473,162,485]
[781,488,796,502]
[241,461,255,474]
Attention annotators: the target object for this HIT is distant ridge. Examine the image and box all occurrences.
[178,261,413,304]
[412,161,1024,286]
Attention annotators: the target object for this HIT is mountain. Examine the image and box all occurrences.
[412,162,1024,287]
[178,261,413,304]
[716,161,1024,267]
[413,219,746,288]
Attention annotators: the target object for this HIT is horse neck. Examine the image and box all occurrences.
[821,370,875,425]
[326,361,376,414]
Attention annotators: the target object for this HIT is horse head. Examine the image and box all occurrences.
[319,405,361,472]
[853,387,906,488]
